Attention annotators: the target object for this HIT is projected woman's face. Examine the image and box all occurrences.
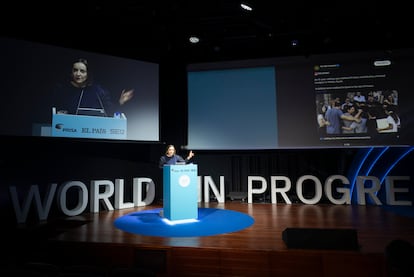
[71,62,88,86]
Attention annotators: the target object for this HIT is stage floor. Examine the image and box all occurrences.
[25,202,411,276]
[49,202,414,253]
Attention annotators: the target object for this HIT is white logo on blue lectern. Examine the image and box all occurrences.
[179,175,191,187]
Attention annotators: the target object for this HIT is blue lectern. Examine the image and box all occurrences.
[163,164,198,221]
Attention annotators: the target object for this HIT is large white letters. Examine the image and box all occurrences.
[9,178,156,223]
[8,174,410,224]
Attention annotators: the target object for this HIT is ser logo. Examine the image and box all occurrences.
[54,123,76,132]
[55,123,64,129]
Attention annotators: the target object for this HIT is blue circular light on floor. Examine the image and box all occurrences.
[114,208,255,237]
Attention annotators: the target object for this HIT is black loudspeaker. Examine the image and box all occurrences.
[282,228,359,251]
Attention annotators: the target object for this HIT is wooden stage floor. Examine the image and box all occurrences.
[29,203,414,276]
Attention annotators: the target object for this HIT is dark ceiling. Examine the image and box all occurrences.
[2,1,412,63]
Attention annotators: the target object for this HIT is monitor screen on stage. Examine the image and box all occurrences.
[187,49,414,149]
[0,37,159,142]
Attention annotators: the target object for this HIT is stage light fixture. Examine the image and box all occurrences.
[189,36,200,44]
[240,2,253,11]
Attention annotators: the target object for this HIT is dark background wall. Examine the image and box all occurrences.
[1,51,413,231]
[1,2,414,227]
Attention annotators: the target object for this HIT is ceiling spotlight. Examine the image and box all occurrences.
[189,36,200,44]
[240,3,253,11]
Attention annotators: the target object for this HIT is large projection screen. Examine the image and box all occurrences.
[0,37,159,142]
[187,49,414,149]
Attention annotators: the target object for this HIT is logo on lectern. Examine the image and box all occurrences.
[179,175,190,187]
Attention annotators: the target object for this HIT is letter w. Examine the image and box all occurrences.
[9,184,57,224]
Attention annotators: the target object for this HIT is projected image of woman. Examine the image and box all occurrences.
[52,58,134,117]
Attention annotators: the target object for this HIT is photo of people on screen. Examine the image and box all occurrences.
[52,58,134,117]
[316,90,401,144]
